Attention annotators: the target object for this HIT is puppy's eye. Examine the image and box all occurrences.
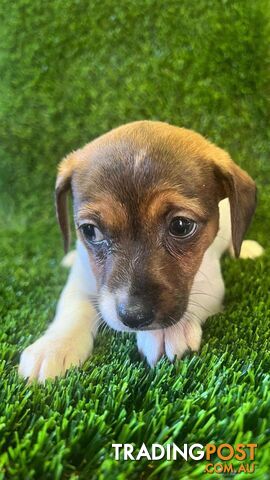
[169,217,197,238]
[80,224,105,244]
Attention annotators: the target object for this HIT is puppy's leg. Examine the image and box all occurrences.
[19,241,98,382]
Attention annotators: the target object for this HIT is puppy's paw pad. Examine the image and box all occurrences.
[240,240,264,259]
[19,335,83,382]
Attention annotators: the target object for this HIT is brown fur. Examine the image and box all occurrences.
[77,195,129,231]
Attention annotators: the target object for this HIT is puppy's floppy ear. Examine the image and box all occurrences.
[55,153,76,253]
[214,153,257,257]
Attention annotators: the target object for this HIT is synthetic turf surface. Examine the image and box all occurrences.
[0,1,269,478]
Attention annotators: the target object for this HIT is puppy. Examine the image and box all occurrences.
[19,121,264,382]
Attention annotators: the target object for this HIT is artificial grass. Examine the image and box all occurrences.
[0,0,270,478]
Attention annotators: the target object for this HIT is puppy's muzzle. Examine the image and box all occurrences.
[117,296,155,329]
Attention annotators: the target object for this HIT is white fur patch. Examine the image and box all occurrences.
[99,286,131,332]
[137,330,164,367]
[133,149,147,171]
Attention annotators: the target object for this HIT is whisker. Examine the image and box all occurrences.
[185,309,203,324]
[168,315,180,328]
[187,300,213,315]
[189,291,221,300]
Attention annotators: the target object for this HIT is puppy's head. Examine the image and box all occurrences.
[55,121,256,331]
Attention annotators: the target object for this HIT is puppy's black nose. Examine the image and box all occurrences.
[117,298,154,329]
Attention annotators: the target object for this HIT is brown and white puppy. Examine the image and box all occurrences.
[19,121,264,381]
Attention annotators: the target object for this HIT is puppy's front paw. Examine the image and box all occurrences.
[164,319,202,361]
[19,334,92,383]
[137,320,202,367]
[137,330,164,367]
